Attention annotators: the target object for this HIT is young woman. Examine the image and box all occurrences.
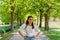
[18,16,40,40]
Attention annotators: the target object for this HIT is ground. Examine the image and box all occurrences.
[0,22,60,40]
[9,32,49,40]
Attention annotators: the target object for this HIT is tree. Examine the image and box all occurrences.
[0,0,60,31]
[0,0,10,24]
[10,0,14,31]
[45,5,51,31]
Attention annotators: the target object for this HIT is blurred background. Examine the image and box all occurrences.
[0,0,60,40]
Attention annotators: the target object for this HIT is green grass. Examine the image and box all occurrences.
[40,27,60,40]
[0,31,12,40]
[0,26,19,40]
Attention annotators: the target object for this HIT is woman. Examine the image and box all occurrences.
[18,16,40,40]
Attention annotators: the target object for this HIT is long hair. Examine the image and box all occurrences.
[25,16,34,29]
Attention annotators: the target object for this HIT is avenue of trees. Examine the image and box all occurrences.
[0,0,60,31]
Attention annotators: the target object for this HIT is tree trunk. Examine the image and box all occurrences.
[11,12,14,31]
[39,10,43,28]
[45,13,49,31]
[10,0,14,31]
[45,6,50,31]
[20,19,22,26]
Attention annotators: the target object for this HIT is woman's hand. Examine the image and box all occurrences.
[22,35,26,38]
[33,35,38,38]
[18,31,26,38]
[33,32,40,38]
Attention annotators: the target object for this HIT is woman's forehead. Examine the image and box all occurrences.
[29,17,33,19]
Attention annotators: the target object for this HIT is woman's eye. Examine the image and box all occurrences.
[29,19,32,20]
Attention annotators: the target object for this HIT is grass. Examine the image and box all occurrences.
[40,27,60,40]
[0,26,19,40]
[0,31,12,40]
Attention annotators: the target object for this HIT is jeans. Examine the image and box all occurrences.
[24,36,36,40]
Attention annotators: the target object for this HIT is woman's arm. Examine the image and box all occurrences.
[34,24,41,38]
[35,32,40,37]
[18,24,26,38]
[18,31,26,38]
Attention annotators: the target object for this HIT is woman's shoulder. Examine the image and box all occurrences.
[20,23,26,28]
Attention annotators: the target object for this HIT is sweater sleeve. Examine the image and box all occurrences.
[34,24,40,33]
[18,23,26,35]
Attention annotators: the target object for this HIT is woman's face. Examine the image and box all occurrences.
[28,17,33,24]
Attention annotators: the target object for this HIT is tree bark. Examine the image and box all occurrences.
[10,0,14,31]
[45,13,49,31]
[39,10,43,28]
[45,8,50,31]
[20,19,22,26]
[44,3,51,31]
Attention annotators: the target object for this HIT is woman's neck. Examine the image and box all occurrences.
[28,23,32,26]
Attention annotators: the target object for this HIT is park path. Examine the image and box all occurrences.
[9,22,60,40]
[9,31,49,40]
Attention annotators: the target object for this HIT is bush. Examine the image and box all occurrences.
[0,25,10,33]
[0,24,18,33]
